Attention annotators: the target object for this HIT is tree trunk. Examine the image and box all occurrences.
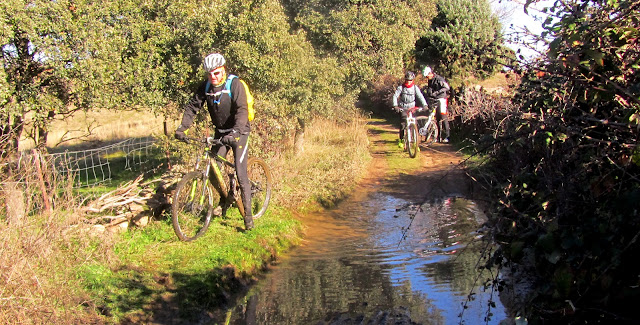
[294,117,306,155]
[1,114,23,160]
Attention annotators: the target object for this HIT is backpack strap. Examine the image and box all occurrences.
[225,74,237,98]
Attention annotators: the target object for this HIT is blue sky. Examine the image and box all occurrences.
[491,0,554,59]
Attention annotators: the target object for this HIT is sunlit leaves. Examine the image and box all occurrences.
[414,0,504,79]
[294,0,436,89]
[490,0,640,321]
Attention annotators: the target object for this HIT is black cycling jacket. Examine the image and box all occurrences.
[177,75,250,134]
[425,74,450,100]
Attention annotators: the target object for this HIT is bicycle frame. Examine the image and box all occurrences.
[406,112,417,130]
[403,107,421,158]
[191,141,239,209]
[417,110,435,136]
[172,135,272,240]
[416,106,438,145]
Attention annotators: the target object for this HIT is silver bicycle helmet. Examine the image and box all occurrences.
[202,53,226,72]
[404,71,416,81]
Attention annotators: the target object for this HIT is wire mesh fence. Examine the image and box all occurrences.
[45,137,159,188]
[0,136,167,224]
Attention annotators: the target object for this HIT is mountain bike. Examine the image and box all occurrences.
[171,136,272,241]
[416,106,438,146]
[402,106,422,158]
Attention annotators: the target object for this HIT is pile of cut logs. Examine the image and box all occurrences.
[79,173,181,233]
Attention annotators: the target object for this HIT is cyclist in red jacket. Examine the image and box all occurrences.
[392,71,427,148]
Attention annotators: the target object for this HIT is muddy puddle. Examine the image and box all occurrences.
[211,147,508,324]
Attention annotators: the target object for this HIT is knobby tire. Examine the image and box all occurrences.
[407,123,419,158]
[171,171,220,241]
[423,122,438,146]
[246,157,272,219]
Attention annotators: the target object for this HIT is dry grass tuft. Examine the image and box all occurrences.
[0,151,113,324]
[0,210,112,324]
[270,116,371,210]
[20,109,167,151]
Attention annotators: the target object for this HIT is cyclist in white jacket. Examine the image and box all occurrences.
[423,66,451,143]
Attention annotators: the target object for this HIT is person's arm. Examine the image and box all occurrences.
[432,76,450,98]
[231,78,249,134]
[425,81,434,99]
[177,80,207,132]
[415,85,427,108]
[392,86,402,107]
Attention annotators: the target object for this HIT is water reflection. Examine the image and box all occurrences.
[214,192,506,324]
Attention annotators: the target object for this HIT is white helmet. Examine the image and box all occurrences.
[423,66,432,76]
[203,53,225,72]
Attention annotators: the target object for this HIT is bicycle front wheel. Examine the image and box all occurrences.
[423,122,438,146]
[171,171,220,241]
[407,123,419,158]
[247,157,272,219]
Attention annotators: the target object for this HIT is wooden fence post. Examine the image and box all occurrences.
[4,181,26,225]
[32,149,52,213]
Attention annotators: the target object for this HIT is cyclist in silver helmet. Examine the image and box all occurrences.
[175,53,255,231]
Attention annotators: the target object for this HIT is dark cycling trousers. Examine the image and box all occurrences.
[434,100,450,140]
[214,132,253,227]
[398,111,408,140]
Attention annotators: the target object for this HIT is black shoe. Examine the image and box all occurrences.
[244,216,254,231]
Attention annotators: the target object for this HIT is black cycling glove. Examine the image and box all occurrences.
[174,130,187,142]
[221,130,240,146]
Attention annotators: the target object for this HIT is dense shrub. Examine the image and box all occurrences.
[472,0,640,322]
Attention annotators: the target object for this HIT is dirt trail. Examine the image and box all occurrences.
[363,119,481,205]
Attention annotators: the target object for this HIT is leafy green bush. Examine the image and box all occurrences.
[475,0,640,322]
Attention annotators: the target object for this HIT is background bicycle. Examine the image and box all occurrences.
[171,136,272,241]
[416,105,438,146]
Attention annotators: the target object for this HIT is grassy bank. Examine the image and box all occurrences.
[1,114,372,324]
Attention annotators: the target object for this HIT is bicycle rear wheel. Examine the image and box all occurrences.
[171,171,220,241]
[247,157,272,219]
[407,123,419,158]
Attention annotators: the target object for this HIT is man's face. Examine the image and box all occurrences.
[207,66,226,85]
[427,72,434,80]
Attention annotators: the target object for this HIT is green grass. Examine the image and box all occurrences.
[75,205,303,322]
[2,116,370,324]
[368,117,424,173]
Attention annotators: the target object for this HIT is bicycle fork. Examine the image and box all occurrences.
[188,155,211,208]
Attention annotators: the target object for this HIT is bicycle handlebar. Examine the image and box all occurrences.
[400,106,424,114]
[183,136,224,146]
